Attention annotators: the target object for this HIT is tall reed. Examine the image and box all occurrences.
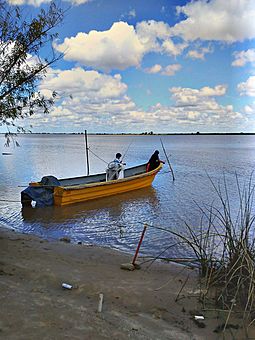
[161,173,255,330]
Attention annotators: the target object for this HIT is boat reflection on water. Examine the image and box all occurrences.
[21,186,160,227]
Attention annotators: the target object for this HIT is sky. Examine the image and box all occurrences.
[5,0,255,133]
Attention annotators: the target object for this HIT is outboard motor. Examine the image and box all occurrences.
[21,176,60,207]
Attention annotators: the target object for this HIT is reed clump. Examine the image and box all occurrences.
[167,173,255,330]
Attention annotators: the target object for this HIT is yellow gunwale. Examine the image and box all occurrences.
[60,163,162,190]
[53,163,162,206]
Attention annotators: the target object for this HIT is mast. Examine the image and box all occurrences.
[84,130,90,176]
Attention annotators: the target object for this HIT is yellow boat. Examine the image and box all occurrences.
[21,163,162,207]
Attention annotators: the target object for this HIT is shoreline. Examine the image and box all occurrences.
[1,132,255,136]
[0,225,253,339]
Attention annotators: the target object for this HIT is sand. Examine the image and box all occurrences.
[0,226,252,339]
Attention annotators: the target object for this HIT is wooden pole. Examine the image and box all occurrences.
[84,130,90,176]
[160,138,175,181]
[132,224,147,265]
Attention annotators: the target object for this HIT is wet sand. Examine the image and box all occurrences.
[0,226,252,339]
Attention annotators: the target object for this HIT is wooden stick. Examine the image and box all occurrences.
[160,138,175,181]
[84,130,90,176]
[132,224,147,265]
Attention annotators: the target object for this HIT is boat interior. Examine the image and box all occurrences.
[58,163,147,187]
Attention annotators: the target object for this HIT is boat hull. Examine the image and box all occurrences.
[54,164,162,206]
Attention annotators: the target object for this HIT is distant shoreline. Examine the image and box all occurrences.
[1,132,255,136]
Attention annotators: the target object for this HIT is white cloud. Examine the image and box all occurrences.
[70,0,91,5]
[135,20,188,56]
[8,0,90,5]
[187,50,205,60]
[39,67,127,100]
[237,76,255,96]
[55,20,189,71]
[54,22,146,71]
[144,64,162,74]
[186,45,213,60]
[8,0,49,5]
[160,84,243,129]
[128,9,136,18]
[144,97,243,130]
[162,39,188,56]
[27,70,248,133]
[171,0,255,42]
[135,20,171,52]
[120,8,136,20]
[244,104,255,114]
[170,85,227,106]
[0,41,40,70]
[161,64,181,76]
[232,49,255,66]
[144,63,181,76]
[29,67,139,130]
[53,7,255,72]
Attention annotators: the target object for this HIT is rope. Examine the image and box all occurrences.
[88,148,108,165]
[0,199,20,203]
[88,140,134,165]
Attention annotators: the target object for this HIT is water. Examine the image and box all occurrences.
[1,134,255,258]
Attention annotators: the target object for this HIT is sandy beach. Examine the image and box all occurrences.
[0,225,253,340]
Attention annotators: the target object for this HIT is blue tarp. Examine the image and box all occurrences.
[21,176,60,207]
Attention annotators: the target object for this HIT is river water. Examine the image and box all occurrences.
[1,134,255,258]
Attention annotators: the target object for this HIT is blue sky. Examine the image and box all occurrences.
[5,0,255,133]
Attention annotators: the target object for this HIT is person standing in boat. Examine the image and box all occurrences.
[106,153,126,180]
[146,150,165,172]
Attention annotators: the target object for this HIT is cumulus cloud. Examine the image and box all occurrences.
[244,104,255,114]
[27,69,247,133]
[54,22,145,71]
[8,0,90,5]
[29,66,139,130]
[144,64,162,74]
[171,0,255,42]
[161,64,181,76]
[120,8,136,20]
[8,0,49,5]
[128,9,136,18]
[135,20,171,52]
[39,67,127,100]
[55,20,188,71]
[0,41,40,69]
[186,45,213,60]
[170,85,227,106]
[237,76,255,96]
[144,63,181,76]
[143,97,242,131]
[187,50,205,60]
[162,39,188,57]
[232,49,255,66]
[136,20,188,56]
[159,84,243,129]
[53,5,255,72]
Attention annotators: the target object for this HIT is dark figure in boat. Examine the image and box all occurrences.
[106,153,126,180]
[146,150,165,172]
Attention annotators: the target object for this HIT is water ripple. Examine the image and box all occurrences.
[1,134,255,258]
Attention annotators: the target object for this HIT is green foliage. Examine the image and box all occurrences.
[0,0,63,130]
